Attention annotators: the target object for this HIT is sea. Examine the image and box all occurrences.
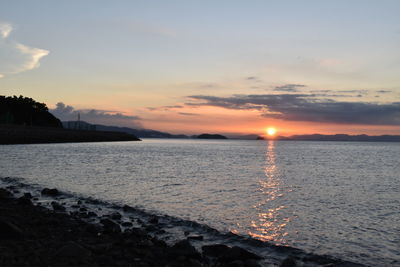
[0,139,399,266]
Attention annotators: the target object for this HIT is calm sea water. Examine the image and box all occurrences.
[0,139,399,265]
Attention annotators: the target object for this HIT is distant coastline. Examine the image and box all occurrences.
[261,134,400,142]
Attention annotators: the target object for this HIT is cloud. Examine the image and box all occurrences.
[0,23,12,38]
[245,76,262,83]
[273,84,306,92]
[0,22,49,78]
[186,94,400,125]
[178,112,199,116]
[147,105,183,111]
[376,90,392,94]
[50,102,142,128]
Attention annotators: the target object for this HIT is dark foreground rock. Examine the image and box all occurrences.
[0,187,265,267]
[0,185,364,267]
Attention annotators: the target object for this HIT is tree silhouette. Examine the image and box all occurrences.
[0,95,62,127]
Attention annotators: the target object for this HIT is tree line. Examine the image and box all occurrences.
[0,95,62,127]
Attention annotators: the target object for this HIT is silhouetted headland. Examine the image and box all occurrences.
[0,124,140,144]
[0,95,140,144]
[196,134,228,139]
[1,95,62,127]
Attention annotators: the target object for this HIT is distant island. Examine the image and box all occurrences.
[196,134,228,139]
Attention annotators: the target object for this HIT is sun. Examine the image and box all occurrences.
[266,127,277,136]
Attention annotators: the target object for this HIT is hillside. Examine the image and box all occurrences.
[0,95,62,128]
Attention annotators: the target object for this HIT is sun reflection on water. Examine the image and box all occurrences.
[248,140,290,244]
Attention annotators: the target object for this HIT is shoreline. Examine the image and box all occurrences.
[0,124,140,145]
[0,177,364,266]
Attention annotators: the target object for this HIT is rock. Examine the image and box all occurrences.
[0,188,12,199]
[87,211,97,217]
[169,240,201,259]
[280,256,297,267]
[0,219,23,238]
[23,192,32,199]
[110,212,122,220]
[155,229,166,235]
[219,246,262,262]
[145,225,158,232]
[53,241,91,260]
[244,259,262,267]
[51,201,66,212]
[122,204,134,212]
[227,260,245,267]
[187,235,204,241]
[202,244,230,257]
[41,188,59,196]
[17,196,32,205]
[303,254,332,265]
[149,216,159,224]
[100,218,121,233]
[121,221,133,227]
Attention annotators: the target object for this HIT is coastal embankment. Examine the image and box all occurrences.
[0,177,364,267]
[0,124,140,144]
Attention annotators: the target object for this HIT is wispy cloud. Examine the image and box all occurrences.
[0,23,12,38]
[0,22,49,78]
[186,94,400,125]
[273,84,306,92]
[376,90,392,94]
[178,112,199,116]
[50,102,142,128]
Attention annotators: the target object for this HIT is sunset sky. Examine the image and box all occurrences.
[1,1,399,136]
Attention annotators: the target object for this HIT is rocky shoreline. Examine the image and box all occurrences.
[0,180,364,267]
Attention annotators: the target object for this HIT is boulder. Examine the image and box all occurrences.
[218,246,262,262]
[51,201,66,212]
[100,218,121,233]
[169,240,201,259]
[121,221,133,227]
[187,235,204,241]
[23,192,32,199]
[41,188,59,196]
[122,204,135,212]
[202,244,230,257]
[110,212,122,220]
[280,256,297,267]
[149,216,159,224]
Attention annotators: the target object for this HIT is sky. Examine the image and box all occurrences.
[1,0,400,136]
